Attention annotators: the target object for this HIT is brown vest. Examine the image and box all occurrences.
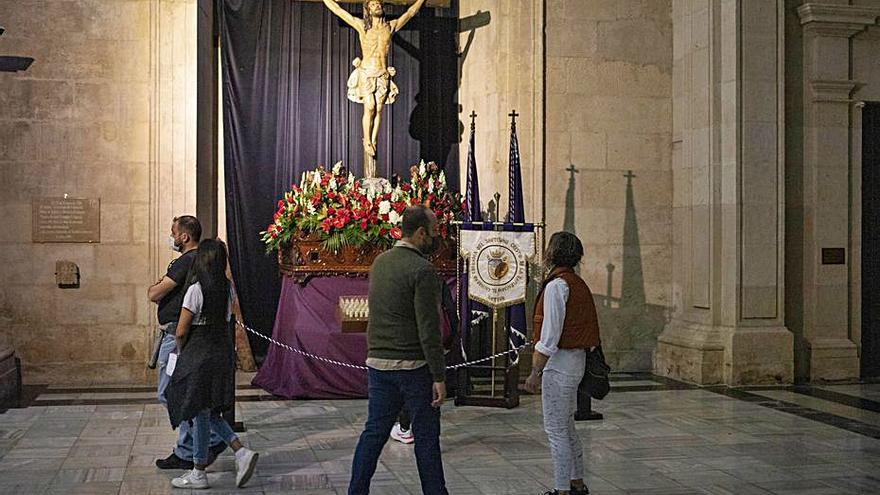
[533,267,600,349]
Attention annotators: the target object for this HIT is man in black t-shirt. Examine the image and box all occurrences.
[147,215,226,469]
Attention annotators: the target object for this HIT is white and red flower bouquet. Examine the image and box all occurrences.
[261,161,462,253]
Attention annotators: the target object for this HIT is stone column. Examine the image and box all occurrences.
[655,0,793,385]
[795,3,880,380]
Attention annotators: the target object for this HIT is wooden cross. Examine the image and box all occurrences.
[624,170,636,184]
[566,164,579,176]
[508,109,519,122]
[470,110,477,129]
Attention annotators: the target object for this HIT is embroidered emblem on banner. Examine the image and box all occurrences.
[460,231,535,308]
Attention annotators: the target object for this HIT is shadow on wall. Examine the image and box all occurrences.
[564,167,669,371]
[399,9,490,172]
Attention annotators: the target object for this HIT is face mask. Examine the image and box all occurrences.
[421,235,440,255]
[168,235,182,253]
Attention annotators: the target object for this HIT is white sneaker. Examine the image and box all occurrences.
[235,448,259,488]
[390,423,414,444]
[171,468,209,489]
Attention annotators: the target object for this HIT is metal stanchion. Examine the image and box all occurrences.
[224,319,245,432]
[574,372,603,421]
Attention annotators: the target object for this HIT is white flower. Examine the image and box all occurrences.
[389,210,401,224]
[378,200,391,215]
[300,171,307,187]
[428,179,434,193]
[439,171,446,187]
[419,161,426,176]
[312,170,321,187]
[307,203,316,215]
[348,172,355,184]
[384,181,392,194]
[391,189,400,202]
[332,161,343,175]
[329,178,337,190]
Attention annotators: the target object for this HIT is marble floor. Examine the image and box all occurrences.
[3,375,880,494]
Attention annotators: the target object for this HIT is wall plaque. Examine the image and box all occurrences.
[32,198,101,243]
[821,247,846,265]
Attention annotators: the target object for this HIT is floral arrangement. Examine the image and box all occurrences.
[261,161,462,253]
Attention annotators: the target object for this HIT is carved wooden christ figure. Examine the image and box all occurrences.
[322,0,426,178]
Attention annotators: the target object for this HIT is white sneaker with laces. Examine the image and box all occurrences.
[390,423,414,444]
[171,468,209,489]
[235,448,259,488]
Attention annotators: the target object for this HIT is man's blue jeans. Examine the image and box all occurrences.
[348,366,448,495]
[157,331,223,459]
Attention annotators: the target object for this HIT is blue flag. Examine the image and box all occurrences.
[466,116,482,223]
[506,113,527,362]
[460,113,488,360]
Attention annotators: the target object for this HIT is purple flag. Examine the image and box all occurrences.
[506,111,527,361]
[466,113,482,222]
[461,112,487,360]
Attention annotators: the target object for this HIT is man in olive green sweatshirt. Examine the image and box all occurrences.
[348,205,449,495]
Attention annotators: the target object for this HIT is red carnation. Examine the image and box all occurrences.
[277,200,284,208]
[390,227,402,240]
[360,219,368,230]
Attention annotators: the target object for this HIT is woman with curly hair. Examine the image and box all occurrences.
[525,232,600,495]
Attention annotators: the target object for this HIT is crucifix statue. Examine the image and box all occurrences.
[321,0,427,178]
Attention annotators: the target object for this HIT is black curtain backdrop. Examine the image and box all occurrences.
[220,0,459,361]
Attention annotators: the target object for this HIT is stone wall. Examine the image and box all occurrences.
[545,0,673,370]
[457,0,543,223]
[0,0,197,385]
[458,0,674,370]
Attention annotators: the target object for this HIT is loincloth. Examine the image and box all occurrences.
[347,58,399,105]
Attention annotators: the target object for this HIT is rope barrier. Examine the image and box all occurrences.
[235,320,530,371]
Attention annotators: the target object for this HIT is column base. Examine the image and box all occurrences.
[655,319,794,385]
[0,346,21,407]
[806,338,859,382]
[724,326,793,385]
[654,320,725,385]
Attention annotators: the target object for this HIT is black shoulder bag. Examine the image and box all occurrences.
[584,345,611,400]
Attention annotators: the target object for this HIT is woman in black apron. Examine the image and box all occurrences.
[165,239,259,489]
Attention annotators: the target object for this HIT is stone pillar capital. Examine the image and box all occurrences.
[809,79,861,103]
[797,3,880,37]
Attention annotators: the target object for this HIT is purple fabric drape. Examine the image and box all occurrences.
[219,0,459,361]
[253,277,370,399]
[253,275,462,399]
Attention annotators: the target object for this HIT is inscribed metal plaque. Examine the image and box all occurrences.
[32,198,101,243]
[821,248,846,265]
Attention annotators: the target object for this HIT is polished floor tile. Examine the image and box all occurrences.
[2,377,880,493]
